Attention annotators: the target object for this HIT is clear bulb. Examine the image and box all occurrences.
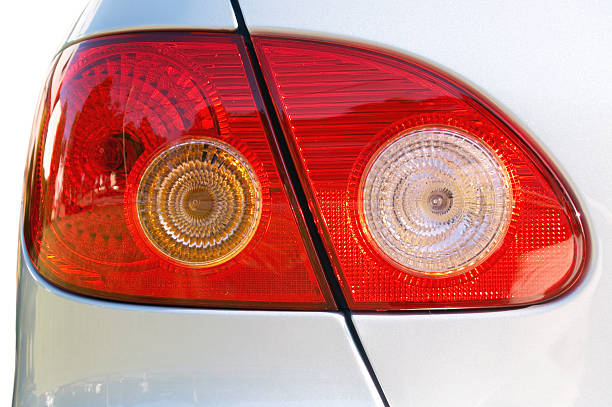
[361,126,513,276]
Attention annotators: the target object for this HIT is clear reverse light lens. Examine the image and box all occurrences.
[361,126,513,276]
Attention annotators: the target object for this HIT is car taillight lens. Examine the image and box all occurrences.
[24,33,334,309]
[254,36,588,310]
[25,31,588,311]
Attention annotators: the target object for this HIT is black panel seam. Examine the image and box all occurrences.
[228,1,390,406]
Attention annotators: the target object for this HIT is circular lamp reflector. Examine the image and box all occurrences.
[136,139,262,266]
[361,126,513,276]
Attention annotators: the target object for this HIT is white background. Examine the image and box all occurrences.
[0,0,87,405]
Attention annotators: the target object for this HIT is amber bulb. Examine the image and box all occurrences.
[136,139,262,266]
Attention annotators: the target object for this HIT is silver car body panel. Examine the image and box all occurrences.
[15,0,612,405]
[66,0,237,46]
[239,0,612,405]
[14,241,384,406]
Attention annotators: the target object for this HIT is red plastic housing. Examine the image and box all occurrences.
[24,33,334,309]
[254,36,588,310]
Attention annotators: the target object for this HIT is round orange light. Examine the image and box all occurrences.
[135,139,262,266]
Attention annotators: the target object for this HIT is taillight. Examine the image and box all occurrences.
[25,31,588,311]
[24,33,334,309]
[254,36,588,310]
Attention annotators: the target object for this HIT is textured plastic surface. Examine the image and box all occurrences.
[239,0,612,404]
[254,36,587,310]
[24,33,333,309]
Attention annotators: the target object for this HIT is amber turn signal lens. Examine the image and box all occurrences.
[135,139,262,266]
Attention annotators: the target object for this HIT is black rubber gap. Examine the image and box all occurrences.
[229,1,390,406]
[229,0,347,311]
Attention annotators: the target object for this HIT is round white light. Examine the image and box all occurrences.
[360,126,513,276]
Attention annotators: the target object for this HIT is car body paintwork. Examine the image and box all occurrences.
[239,0,612,405]
[67,0,237,46]
[14,0,612,405]
[14,241,383,406]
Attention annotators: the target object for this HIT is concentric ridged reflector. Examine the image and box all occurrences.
[361,127,513,276]
[136,139,262,266]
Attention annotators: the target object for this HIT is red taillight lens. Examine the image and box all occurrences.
[25,32,588,311]
[25,33,334,309]
[254,36,588,310]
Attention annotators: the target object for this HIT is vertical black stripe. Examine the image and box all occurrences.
[229,1,390,405]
